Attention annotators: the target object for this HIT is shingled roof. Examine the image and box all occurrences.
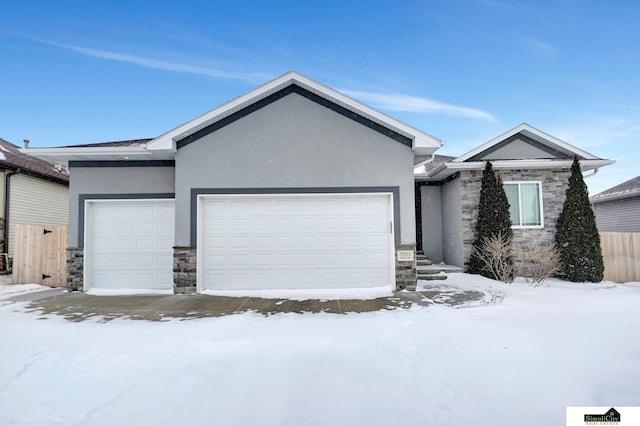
[0,138,69,183]
[64,138,152,148]
[591,175,640,203]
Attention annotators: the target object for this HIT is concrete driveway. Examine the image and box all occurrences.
[12,286,486,322]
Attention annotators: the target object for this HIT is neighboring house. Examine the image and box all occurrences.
[26,72,613,293]
[591,175,640,232]
[0,137,69,269]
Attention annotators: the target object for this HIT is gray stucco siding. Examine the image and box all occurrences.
[174,92,416,246]
[420,185,443,263]
[482,139,555,160]
[68,166,176,246]
[442,177,464,266]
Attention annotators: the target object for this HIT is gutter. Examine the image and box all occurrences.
[3,168,20,270]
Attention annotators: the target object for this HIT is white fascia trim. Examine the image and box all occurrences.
[22,146,149,157]
[147,71,443,152]
[443,159,614,171]
[454,123,600,162]
[20,146,174,165]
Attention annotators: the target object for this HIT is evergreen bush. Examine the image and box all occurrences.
[555,157,604,282]
[468,161,513,278]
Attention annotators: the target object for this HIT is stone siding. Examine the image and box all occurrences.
[173,246,197,294]
[395,243,417,290]
[0,217,5,270]
[460,168,570,268]
[67,247,84,291]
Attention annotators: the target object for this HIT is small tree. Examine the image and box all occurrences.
[468,161,513,277]
[555,157,604,282]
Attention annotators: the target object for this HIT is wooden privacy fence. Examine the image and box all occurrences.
[12,224,68,287]
[600,232,640,283]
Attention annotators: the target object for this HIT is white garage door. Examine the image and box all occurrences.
[199,193,394,291]
[86,200,175,291]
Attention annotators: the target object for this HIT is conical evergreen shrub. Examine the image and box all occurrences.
[555,157,604,282]
[468,162,513,277]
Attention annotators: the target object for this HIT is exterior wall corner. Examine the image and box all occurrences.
[66,247,84,291]
[173,246,197,294]
[395,243,417,290]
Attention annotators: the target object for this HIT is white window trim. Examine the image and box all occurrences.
[503,181,544,229]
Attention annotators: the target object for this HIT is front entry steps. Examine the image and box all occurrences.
[416,251,464,282]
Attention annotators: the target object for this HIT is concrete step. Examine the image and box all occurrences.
[416,267,441,275]
[416,259,432,266]
[417,265,465,274]
[417,274,447,281]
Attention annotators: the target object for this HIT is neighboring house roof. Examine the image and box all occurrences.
[416,123,614,180]
[24,71,443,165]
[591,175,640,204]
[0,138,69,184]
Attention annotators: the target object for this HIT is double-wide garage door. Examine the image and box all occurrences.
[199,193,394,291]
[86,200,175,291]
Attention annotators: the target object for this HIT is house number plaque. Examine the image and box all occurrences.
[396,250,415,262]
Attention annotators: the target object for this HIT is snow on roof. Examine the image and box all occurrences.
[414,155,456,175]
[591,175,640,203]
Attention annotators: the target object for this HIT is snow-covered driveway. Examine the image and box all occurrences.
[1,275,639,426]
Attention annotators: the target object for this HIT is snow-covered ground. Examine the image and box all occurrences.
[1,275,639,426]
[0,279,50,300]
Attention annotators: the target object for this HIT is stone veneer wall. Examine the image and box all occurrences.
[460,168,570,268]
[67,247,84,291]
[173,246,197,294]
[0,217,5,270]
[395,243,417,290]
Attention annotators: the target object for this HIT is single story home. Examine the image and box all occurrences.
[26,72,613,294]
[0,137,69,270]
[591,175,640,233]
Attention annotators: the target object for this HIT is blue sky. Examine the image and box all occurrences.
[1,0,638,194]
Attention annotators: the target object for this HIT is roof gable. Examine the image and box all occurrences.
[416,123,614,180]
[176,83,413,149]
[455,123,599,163]
[0,138,69,183]
[468,133,572,161]
[148,71,442,155]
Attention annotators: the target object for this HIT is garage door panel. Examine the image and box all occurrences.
[201,194,393,291]
[88,200,175,291]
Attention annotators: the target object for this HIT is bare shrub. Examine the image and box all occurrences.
[520,241,561,286]
[472,232,516,283]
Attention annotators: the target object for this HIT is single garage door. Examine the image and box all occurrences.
[199,193,394,291]
[86,200,175,291]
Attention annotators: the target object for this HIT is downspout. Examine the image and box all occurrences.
[583,167,599,179]
[3,168,20,271]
